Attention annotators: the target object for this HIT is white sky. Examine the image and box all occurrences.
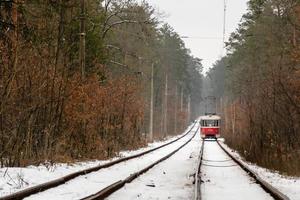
[146,0,249,73]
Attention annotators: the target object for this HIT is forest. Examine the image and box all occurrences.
[208,0,300,175]
[0,0,203,167]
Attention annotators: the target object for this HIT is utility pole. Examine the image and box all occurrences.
[180,86,183,112]
[79,0,86,79]
[231,103,236,136]
[79,0,86,136]
[174,85,178,134]
[187,95,191,124]
[12,0,18,47]
[10,0,19,71]
[222,0,227,55]
[180,86,184,131]
[149,63,154,142]
[163,74,168,137]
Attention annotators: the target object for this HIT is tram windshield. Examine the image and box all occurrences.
[201,120,219,127]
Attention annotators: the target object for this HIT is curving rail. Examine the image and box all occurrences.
[216,141,290,200]
[0,123,198,200]
[81,126,200,200]
[194,140,204,200]
[194,139,290,200]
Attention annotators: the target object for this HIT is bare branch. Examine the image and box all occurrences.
[102,20,150,39]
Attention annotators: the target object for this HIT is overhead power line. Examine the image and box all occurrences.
[181,36,223,40]
[222,0,227,54]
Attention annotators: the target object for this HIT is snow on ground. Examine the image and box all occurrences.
[220,141,300,200]
[0,123,197,198]
[4,121,297,200]
[107,127,201,200]
[201,140,273,200]
[0,160,107,197]
[22,124,199,200]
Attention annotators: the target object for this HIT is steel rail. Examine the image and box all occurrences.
[0,123,198,200]
[216,140,291,200]
[194,139,204,200]
[81,126,200,200]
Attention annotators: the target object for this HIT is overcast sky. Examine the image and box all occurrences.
[146,0,249,73]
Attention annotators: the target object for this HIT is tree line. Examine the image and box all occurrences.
[208,0,300,175]
[0,0,203,167]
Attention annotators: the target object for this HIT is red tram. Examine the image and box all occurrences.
[199,115,221,139]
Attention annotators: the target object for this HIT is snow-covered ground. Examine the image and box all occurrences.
[24,125,198,200]
[107,127,201,200]
[0,123,196,198]
[220,141,300,200]
[201,140,273,200]
[1,123,299,200]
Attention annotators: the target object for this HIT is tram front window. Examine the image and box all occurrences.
[202,120,219,127]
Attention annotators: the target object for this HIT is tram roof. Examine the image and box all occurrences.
[199,115,221,120]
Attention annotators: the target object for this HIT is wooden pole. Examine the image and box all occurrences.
[79,0,87,137]
[149,63,154,141]
[164,74,168,137]
[174,85,178,134]
[187,95,191,124]
[80,0,86,79]
[180,86,183,112]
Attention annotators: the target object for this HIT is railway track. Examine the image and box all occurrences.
[0,122,198,200]
[81,126,199,200]
[195,139,291,200]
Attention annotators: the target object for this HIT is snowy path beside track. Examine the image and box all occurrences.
[23,125,199,200]
[107,127,201,200]
[220,142,300,200]
[0,124,195,198]
[201,141,273,200]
